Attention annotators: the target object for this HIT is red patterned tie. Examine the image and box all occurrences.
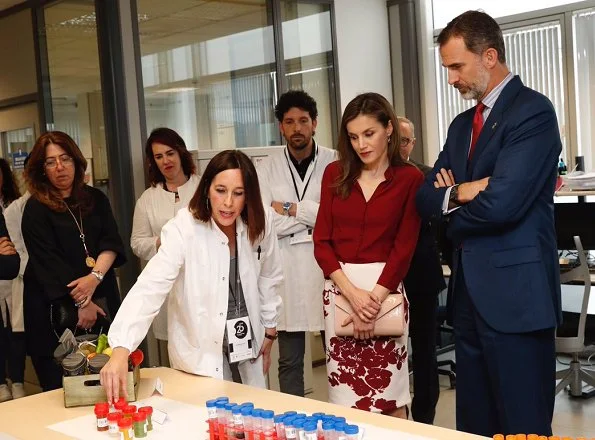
[468,102,486,161]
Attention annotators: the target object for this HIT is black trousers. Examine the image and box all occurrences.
[278,330,326,397]
[408,290,440,424]
[454,262,555,437]
[30,355,62,392]
[0,308,26,384]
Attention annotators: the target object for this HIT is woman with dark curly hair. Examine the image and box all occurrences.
[22,131,126,391]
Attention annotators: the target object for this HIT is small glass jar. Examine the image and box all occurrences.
[123,404,137,420]
[94,403,109,432]
[138,406,153,431]
[61,353,86,376]
[133,412,147,438]
[107,411,121,436]
[88,353,110,374]
[113,398,127,412]
[117,417,133,440]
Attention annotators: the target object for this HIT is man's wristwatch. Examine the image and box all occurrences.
[282,201,292,216]
[449,184,460,206]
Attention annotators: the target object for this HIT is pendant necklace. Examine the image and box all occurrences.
[64,202,95,268]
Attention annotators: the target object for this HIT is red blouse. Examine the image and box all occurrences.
[313,161,423,291]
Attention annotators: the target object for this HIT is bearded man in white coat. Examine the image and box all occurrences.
[257,90,336,396]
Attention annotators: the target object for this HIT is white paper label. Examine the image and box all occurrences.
[226,317,253,363]
[97,417,108,428]
[108,422,118,434]
[153,377,164,395]
[233,414,243,424]
[208,407,217,418]
[285,427,297,439]
[305,433,317,440]
[152,408,167,425]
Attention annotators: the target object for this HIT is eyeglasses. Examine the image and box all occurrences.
[400,137,415,146]
[44,154,74,169]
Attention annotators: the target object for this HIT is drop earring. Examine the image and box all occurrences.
[206,198,210,210]
[388,135,391,144]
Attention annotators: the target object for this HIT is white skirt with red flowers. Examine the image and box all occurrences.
[323,279,411,413]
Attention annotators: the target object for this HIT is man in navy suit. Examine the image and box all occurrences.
[416,11,562,437]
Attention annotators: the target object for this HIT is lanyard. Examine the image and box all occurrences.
[228,244,242,316]
[284,146,318,202]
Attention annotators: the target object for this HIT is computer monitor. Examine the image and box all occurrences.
[554,202,595,250]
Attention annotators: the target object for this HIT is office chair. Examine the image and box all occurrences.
[555,235,595,398]
[436,290,456,389]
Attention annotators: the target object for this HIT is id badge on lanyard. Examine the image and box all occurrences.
[289,228,313,245]
[226,246,253,363]
[226,317,253,363]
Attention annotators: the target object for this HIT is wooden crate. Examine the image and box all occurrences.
[63,365,140,408]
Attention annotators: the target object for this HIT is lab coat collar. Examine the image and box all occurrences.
[209,216,245,243]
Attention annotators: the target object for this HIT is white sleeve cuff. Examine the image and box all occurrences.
[442,186,461,215]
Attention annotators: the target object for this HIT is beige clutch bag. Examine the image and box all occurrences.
[334,262,405,337]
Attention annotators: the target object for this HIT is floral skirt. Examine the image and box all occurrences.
[323,279,411,413]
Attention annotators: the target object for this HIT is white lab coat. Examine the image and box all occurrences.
[109,208,283,387]
[2,193,30,332]
[0,202,12,329]
[130,174,200,340]
[256,145,337,332]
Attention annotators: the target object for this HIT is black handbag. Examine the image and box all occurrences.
[50,295,112,337]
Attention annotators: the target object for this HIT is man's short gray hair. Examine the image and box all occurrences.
[397,116,415,135]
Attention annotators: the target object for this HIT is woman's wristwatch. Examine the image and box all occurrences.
[264,330,278,341]
[91,270,104,283]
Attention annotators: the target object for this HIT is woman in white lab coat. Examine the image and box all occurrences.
[130,128,200,354]
[0,158,26,401]
[101,150,283,402]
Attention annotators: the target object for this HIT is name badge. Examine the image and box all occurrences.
[226,317,253,363]
[289,229,313,245]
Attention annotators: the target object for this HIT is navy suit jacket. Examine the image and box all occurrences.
[416,76,562,334]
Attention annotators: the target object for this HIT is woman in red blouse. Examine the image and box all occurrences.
[314,93,423,418]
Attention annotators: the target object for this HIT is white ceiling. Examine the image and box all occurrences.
[47,0,268,97]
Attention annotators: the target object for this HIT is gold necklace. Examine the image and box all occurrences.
[64,203,96,268]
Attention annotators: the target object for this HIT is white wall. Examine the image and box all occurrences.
[416,0,441,164]
[334,0,393,111]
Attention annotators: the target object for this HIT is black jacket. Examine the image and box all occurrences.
[0,213,19,280]
[404,160,446,296]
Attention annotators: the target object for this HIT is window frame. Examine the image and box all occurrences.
[431,0,595,169]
